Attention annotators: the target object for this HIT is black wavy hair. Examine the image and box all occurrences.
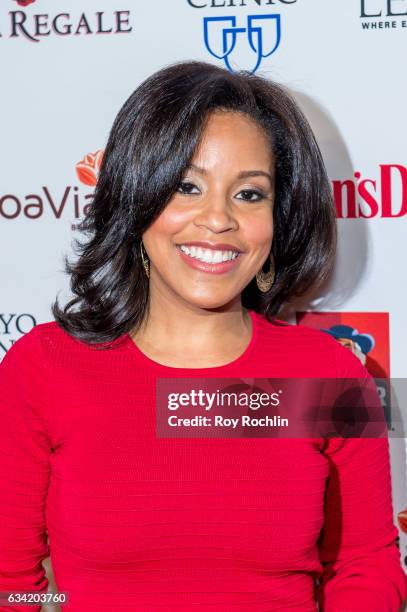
[52,60,336,346]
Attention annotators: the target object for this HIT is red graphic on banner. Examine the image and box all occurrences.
[296,312,390,378]
[14,0,36,6]
[75,150,104,187]
[398,509,407,535]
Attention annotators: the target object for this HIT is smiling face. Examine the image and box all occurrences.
[141,110,275,310]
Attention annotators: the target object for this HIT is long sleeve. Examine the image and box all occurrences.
[316,342,407,611]
[0,328,52,612]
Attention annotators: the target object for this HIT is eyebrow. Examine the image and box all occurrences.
[186,163,274,184]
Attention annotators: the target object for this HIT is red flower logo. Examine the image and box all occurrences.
[75,150,104,187]
[398,508,407,534]
[14,0,36,6]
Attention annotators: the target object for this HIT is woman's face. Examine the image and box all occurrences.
[142,110,275,310]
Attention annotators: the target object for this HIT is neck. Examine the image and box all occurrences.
[130,280,252,367]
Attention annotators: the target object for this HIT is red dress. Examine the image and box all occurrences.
[0,310,406,611]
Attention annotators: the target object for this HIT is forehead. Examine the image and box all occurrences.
[193,110,274,169]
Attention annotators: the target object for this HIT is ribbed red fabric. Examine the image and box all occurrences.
[0,310,406,611]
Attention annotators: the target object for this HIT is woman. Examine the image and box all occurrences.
[0,61,406,611]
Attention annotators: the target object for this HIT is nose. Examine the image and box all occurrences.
[192,193,239,233]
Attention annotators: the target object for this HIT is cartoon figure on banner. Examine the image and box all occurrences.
[204,14,281,74]
[320,324,374,367]
[296,312,392,429]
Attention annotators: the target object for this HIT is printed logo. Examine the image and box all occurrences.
[1,1,132,43]
[333,164,407,218]
[296,311,392,428]
[204,14,281,73]
[360,0,407,29]
[0,149,100,224]
[0,313,37,359]
[76,150,104,187]
[14,0,36,6]
[187,0,297,8]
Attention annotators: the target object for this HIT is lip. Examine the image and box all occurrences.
[175,241,244,253]
[175,245,242,275]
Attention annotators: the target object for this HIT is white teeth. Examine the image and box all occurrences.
[179,245,239,264]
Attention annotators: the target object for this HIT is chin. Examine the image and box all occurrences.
[180,292,235,310]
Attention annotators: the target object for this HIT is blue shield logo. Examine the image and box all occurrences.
[204,14,281,74]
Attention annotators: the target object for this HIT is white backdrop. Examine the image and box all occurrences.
[1,0,406,584]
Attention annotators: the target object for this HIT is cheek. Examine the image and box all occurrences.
[243,212,274,246]
[147,204,193,238]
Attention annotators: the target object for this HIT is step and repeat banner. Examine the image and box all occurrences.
[1,0,406,588]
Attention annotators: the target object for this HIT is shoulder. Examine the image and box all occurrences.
[28,320,83,352]
[255,312,340,350]
[254,312,371,378]
[1,321,87,372]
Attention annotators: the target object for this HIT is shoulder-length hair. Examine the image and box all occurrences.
[52,60,336,346]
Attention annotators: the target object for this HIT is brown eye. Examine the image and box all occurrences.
[176,181,200,195]
[237,189,265,202]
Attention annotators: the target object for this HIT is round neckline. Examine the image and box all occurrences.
[124,309,258,373]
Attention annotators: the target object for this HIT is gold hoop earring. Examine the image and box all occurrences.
[140,241,150,279]
[256,253,275,293]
